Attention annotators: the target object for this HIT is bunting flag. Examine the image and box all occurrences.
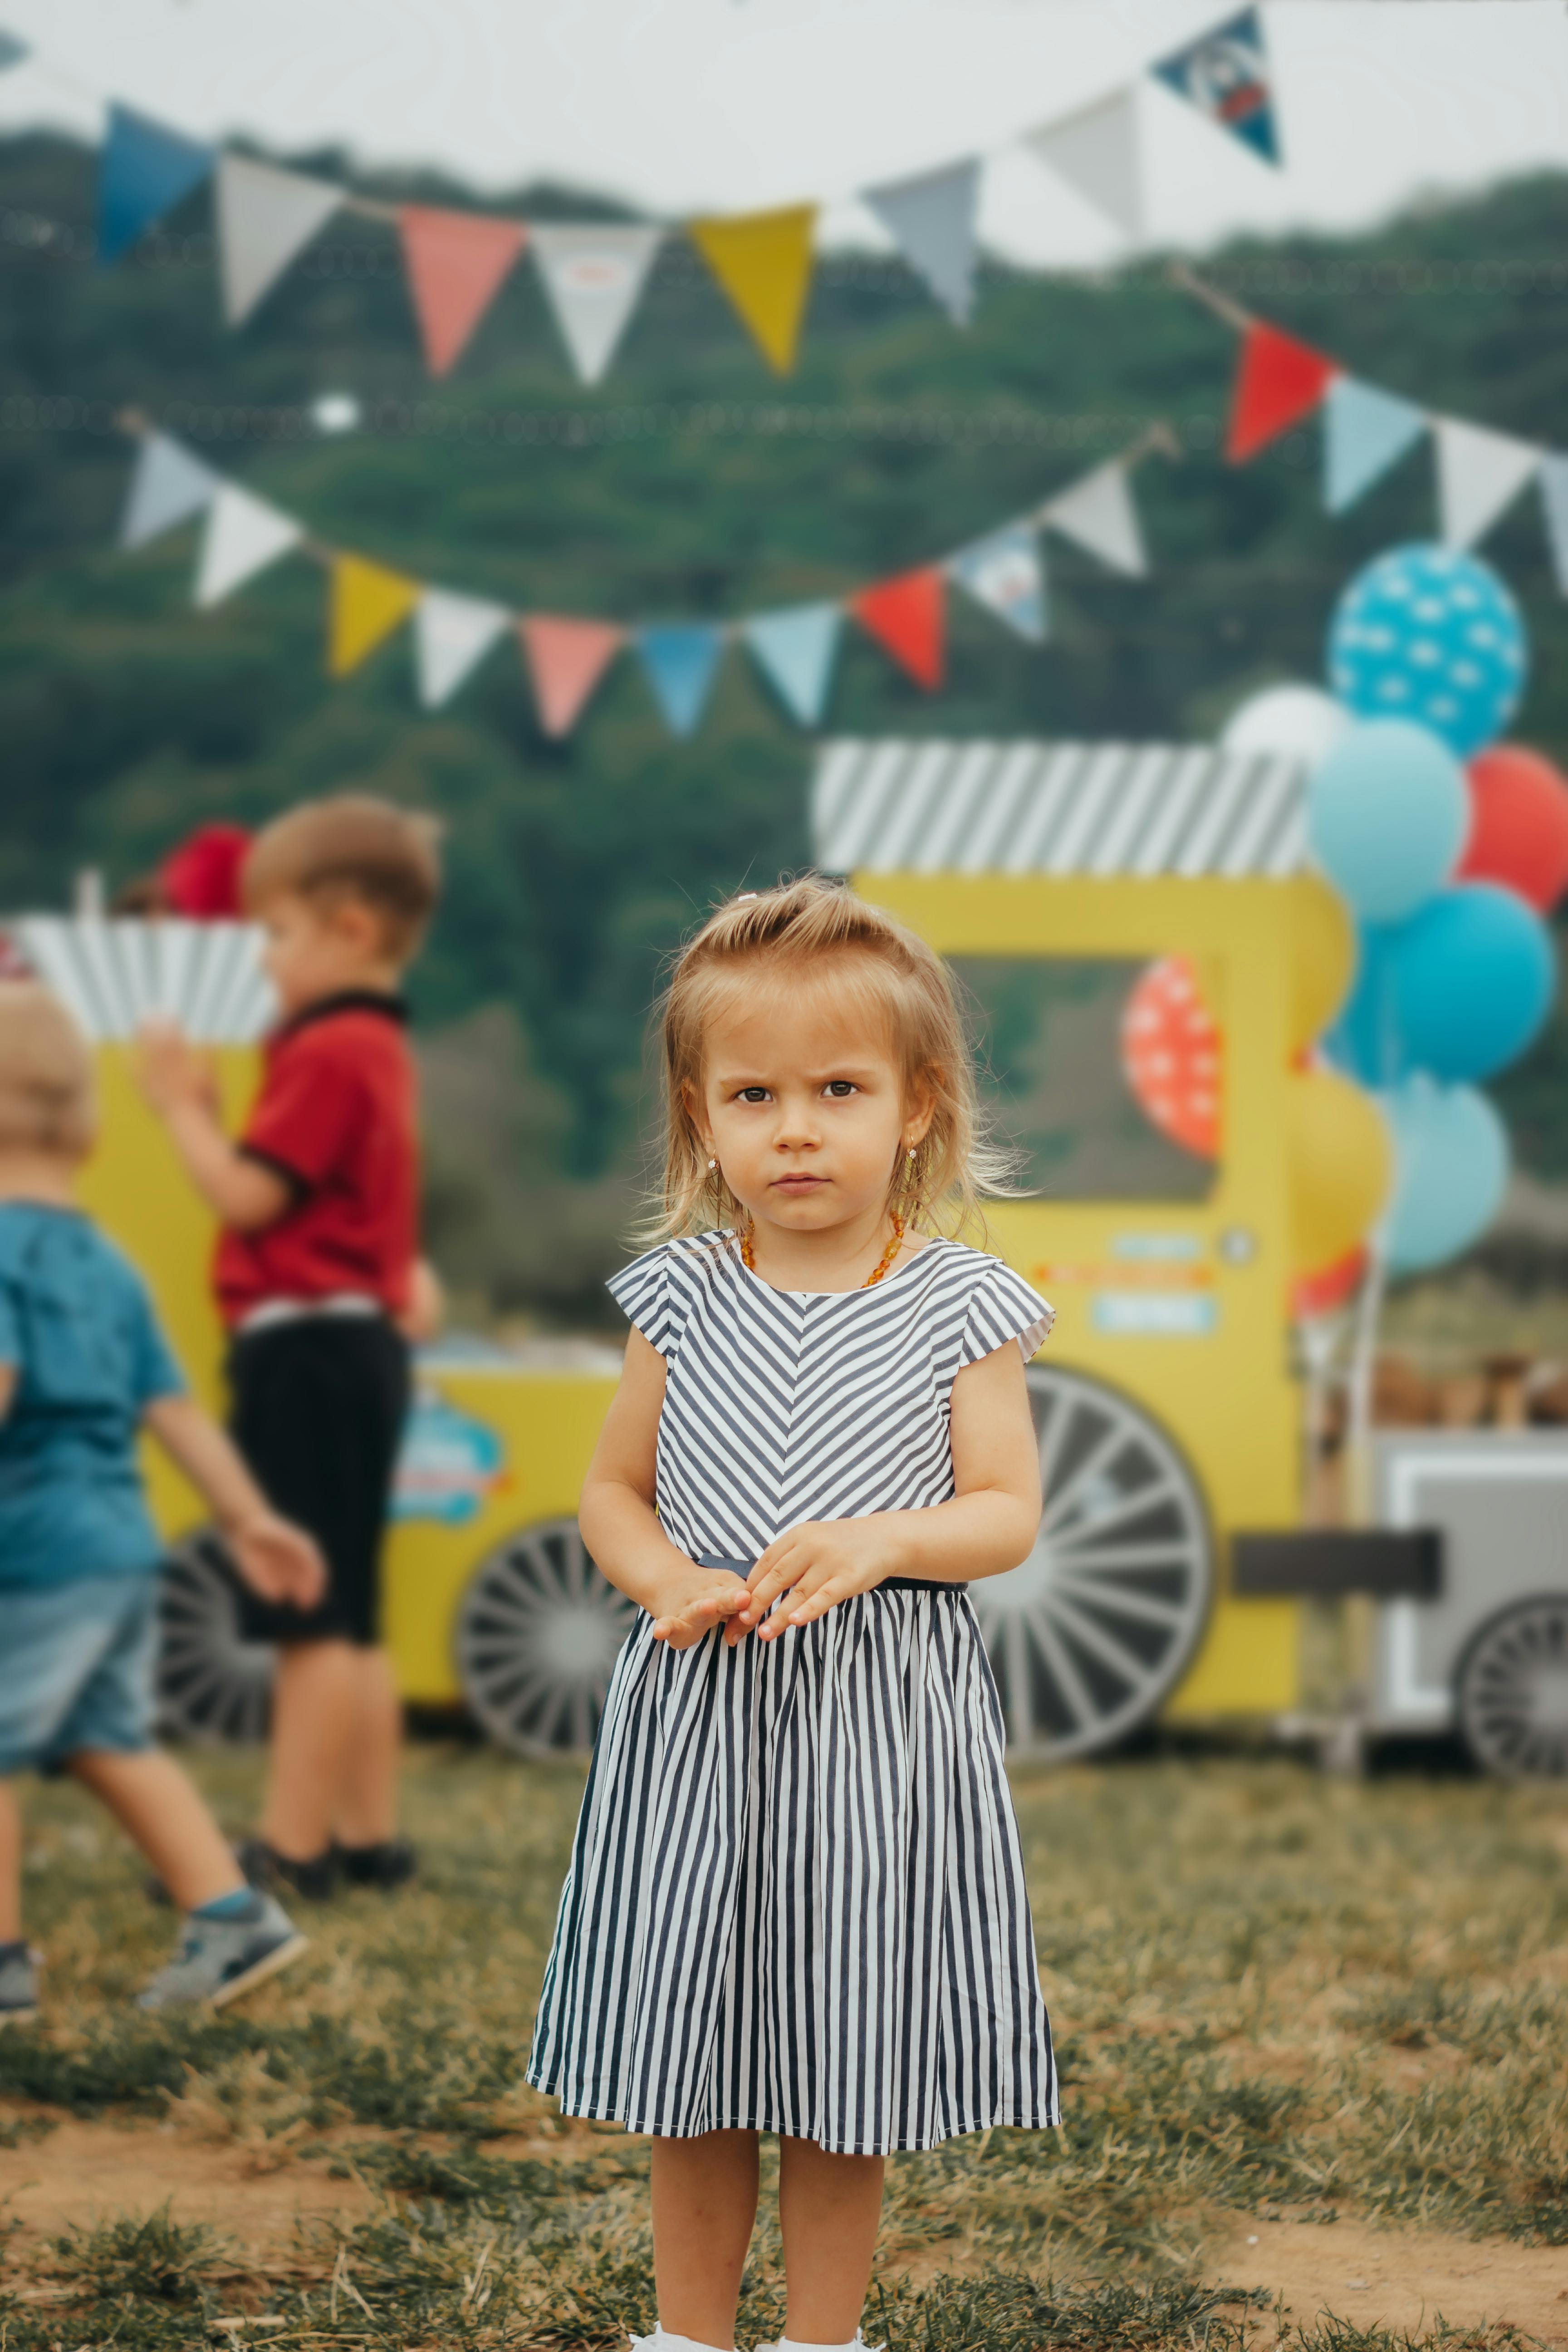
[1043,459,1146,576]
[1153,7,1280,165]
[688,205,818,375]
[1026,87,1143,240]
[863,159,980,326]
[1539,456,1568,597]
[194,482,303,608]
[639,624,725,736]
[521,615,625,737]
[1434,416,1543,550]
[744,602,843,726]
[98,104,214,263]
[216,153,341,325]
[531,225,664,386]
[398,206,527,377]
[948,523,1047,642]
[328,555,420,677]
[414,588,510,708]
[120,431,219,549]
[852,568,946,689]
[1226,320,1335,461]
[1323,377,1428,514]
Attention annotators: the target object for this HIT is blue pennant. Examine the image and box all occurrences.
[743,602,842,726]
[1153,7,1279,165]
[1323,378,1427,514]
[638,624,725,737]
[100,103,215,264]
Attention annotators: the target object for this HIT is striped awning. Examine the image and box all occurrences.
[9,917,274,1043]
[811,740,1308,879]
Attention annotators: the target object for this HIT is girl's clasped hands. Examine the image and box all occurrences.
[647,1519,903,1651]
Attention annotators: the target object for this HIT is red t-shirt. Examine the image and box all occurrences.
[215,993,418,1327]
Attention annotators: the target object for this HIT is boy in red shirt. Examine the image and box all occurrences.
[140,796,441,1900]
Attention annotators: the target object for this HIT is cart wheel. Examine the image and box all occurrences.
[157,1529,276,1746]
[970,1365,1213,1762]
[456,1518,638,1757]
[1455,1595,1568,1778]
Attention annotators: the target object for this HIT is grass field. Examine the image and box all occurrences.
[1,1745,1565,2350]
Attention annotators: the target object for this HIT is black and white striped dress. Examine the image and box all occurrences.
[527,1230,1059,2155]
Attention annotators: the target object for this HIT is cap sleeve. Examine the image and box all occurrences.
[959,1259,1055,1368]
[606,1243,679,1359]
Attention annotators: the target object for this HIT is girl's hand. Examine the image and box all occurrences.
[733,1519,905,1643]
[648,1564,750,1651]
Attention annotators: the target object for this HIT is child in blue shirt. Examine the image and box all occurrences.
[0,985,325,2021]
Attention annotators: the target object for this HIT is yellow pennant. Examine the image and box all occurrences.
[329,553,421,677]
[688,203,817,375]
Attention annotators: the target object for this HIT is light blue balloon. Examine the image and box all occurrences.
[1382,1078,1509,1275]
[1307,718,1469,922]
[1326,542,1527,757]
[1387,883,1555,1083]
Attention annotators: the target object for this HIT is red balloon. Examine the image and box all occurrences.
[1291,1246,1367,1320]
[1459,745,1568,913]
[1121,957,1221,1157]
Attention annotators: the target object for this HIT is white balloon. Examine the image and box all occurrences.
[1222,684,1350,766]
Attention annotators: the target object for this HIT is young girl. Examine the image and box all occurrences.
[527,880,1058,2352]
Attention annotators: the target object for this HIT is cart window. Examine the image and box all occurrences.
[952,956,1219,1202]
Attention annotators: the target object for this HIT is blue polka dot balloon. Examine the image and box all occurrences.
[1326,543,1528,758]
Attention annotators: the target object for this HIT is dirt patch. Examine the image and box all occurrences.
[0,2119,373,2250]
[1211,2214,1568,2348]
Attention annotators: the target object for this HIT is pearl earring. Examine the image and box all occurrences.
[707,1157,718,1172]
[906,1146,916,1161]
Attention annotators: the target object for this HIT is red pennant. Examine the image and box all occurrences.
[852,567,945,690]
[520,616,625,737]
[399,206,527,377]
[1226,321,1336,463]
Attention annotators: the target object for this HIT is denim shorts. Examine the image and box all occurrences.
[0,1575,158,1776]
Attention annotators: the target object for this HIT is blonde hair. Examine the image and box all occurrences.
[244,794,442,959]
[0,985,97,1158]
[651,877,1013,1241]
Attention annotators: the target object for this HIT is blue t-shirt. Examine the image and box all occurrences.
[0,1203,186,1591]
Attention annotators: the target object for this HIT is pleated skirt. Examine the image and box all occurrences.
[526,1575,1059,2155]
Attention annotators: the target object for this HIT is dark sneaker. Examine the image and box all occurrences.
[335,1837,418,1891]
[137,1892,306,2012]
[0,1943,39,2024]
[235,1836,340,1902]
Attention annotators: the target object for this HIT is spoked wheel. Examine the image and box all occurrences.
[456,1518,638,1757]
[157,1529,276,1745]
[1455,1596,1568,1778]
[970,1366,1213,1761]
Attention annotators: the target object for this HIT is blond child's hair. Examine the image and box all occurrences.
[244,794,442,959]
[0,984,97,1158]
[652,877,1014,1241]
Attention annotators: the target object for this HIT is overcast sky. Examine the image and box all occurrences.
[0,1,1562,266]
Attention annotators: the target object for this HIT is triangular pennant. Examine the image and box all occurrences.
[530,224,663,385]
[863,158,980,325]
[743,602,843,727]
[520,615,625,738]
[688,205,817,374]
[120,432,220,550]
[397,205,527,377]
[216,153,342,325]
[1538,456,1568,596]
[1042,459,1146,576]
[852,568,946,689]
[414,588,511,708]
[1434,415,1543,549]
[0,31,29,69]
[638,624,725,737]
[948,522,1047,642]
[1153,7,1280,164]
[99,104,215,264]
[1026,87,1142,240]
[195,482,303,608]
[328,555,421,678]
[1323,376,1428,514]
[1227,320,1336,462]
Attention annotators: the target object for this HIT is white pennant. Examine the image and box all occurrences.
[121,431,219,549]
[1026,86,1143,240]
[1434,415,1543,549]
[531,224,663,386]
[1042,458,1146,576]
[414,588,511,708]
[863,158,980,324]
[216,153,341,325]
[195,481,303,607]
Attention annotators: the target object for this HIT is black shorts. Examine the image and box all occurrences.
[228,1316,411,1647]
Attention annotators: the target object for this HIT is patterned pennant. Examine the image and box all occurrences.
[743,602,843,727]
[1323,377,1428,514]
[216,153,341,325]
[1042,460,1146,576]
[689,206,817,374]
[863,159,980,325]
[949,523,1047,642]
[415,589,511,708]
[195,482,303,608]
[639,625,725,737]
[99,104,215,263]
[398,206,527,377]
[520,615,625,738]
[1434,416,1543,549]
[120,432,219,550]
[1539,456,1568,596]
[1227,320,1335,462]
[1026,87,1143,241]
[531,224,663,386]
[1153,8,1280,164]
[852,568,945,689]
[328,555,421,678]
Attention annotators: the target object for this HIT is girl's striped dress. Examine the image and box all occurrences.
[526,1230,1060,2156]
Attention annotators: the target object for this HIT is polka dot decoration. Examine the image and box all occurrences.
[1121,957,1220,1159]
[1326,542,1528,759]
